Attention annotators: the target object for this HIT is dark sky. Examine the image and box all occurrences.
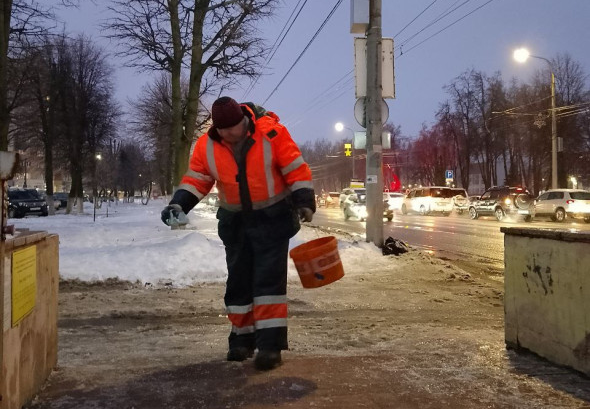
[55,0,590,144]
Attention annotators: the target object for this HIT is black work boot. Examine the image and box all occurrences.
[227,347,254,362]
[254,350,282,370]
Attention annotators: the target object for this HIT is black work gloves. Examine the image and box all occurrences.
[297,207,313,223]
[161,204,189,227]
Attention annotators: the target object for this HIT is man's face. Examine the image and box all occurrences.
[217,117,247,144]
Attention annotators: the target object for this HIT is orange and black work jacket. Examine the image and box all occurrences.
[170,103,315,217]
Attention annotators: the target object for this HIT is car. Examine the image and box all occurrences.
[401,186,454,215]
[450,188,469,214]
[384,192,405,212]
[7,189,49,218]
[532,189,590,223]
[468,186,533,222]
[317,191,339,208]
[37,189,60,210]
[53,192,69,209]
[342,192,393,222]
[339,188,366,209]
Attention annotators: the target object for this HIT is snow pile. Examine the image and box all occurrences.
[8,198,400,286]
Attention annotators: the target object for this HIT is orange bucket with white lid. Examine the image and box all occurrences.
[289,236,344,288]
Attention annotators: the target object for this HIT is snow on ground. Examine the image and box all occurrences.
[7,198,393,287]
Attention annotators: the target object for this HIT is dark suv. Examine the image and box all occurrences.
[7,189,49,218]
[468,186,533,222]
[53,192,69,208]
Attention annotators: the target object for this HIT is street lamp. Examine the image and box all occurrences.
[514,47,558,189]
[334,122,356,179]
[94,153,102,222]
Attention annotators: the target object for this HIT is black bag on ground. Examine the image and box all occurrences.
[382,237,409,256]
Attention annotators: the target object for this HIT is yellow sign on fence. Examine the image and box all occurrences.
[12,245,37,326]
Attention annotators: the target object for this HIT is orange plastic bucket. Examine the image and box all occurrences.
[289,236,344,288]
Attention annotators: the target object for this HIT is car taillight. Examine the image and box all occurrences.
[566,200,574,205]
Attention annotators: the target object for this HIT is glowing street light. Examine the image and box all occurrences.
[514,47,558,189]
[513,48,530,63]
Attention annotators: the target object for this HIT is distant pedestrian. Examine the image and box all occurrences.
[161,97,315,370]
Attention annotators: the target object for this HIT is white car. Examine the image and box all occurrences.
[450,188,469,214]
[533,189,590,223]
[339,188,366,209]
[342,192,393,222]
[401,186,454,216]
[384,192,405,212]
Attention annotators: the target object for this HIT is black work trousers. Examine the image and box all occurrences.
[217,199,300,351]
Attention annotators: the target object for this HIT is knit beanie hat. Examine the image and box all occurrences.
[211,97,244,129]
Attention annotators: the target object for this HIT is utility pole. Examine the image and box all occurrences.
[550,71,557,189]
[365,0,384,247]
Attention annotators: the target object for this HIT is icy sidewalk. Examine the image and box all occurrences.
[25,248,590,407]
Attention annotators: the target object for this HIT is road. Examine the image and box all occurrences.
[312,207,590,278]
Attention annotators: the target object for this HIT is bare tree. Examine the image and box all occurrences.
[102,0,277,187]
[129,72,208,195]
[47,35,120,213]
[442,70,477,190]
[550,53,588,187]
[300,138,349,192]
[0,0,56,150]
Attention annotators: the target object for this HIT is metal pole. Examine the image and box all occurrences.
[347,127,356,180]
[365,0,384,247]
[550,71,558,189]
[352,139,356,180]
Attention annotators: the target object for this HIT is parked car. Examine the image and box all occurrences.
[53,192,69,209]
[468,186,533,221]
[384,192,405,212]
[339,188,366,209]
[533,189,590,223]
[450,188,469,214]
[7,189,49,218]
[401,186,454,215]
[37,189,60,210]
[342,192,393,222]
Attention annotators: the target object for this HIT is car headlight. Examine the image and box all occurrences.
[504,198,512,205]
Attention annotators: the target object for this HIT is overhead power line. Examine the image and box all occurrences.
[265,0,309,66]
[262,0,344,105]
[284,69,354,127]
[399,0,496,57]
[393,0,440,38]
[242,0,309,99]
[396,0,470,53]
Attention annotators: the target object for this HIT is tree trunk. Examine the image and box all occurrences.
[0,0,13,150]
[181,2,209,184]
[167,0,185,188]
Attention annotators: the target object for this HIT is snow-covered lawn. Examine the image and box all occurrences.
[7,199,388,287]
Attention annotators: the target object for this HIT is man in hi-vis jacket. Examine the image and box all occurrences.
[161,97,315,370]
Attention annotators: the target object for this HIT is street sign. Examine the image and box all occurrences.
[354,37,395,99]
[445,170,454,180]
[353,131,391,149]
[354,97,389,128]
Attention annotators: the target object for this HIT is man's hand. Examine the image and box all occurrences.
[297,207,313,223]
[161,204,188,227]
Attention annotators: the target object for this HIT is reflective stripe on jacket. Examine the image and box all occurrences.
[178,105,313,211]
